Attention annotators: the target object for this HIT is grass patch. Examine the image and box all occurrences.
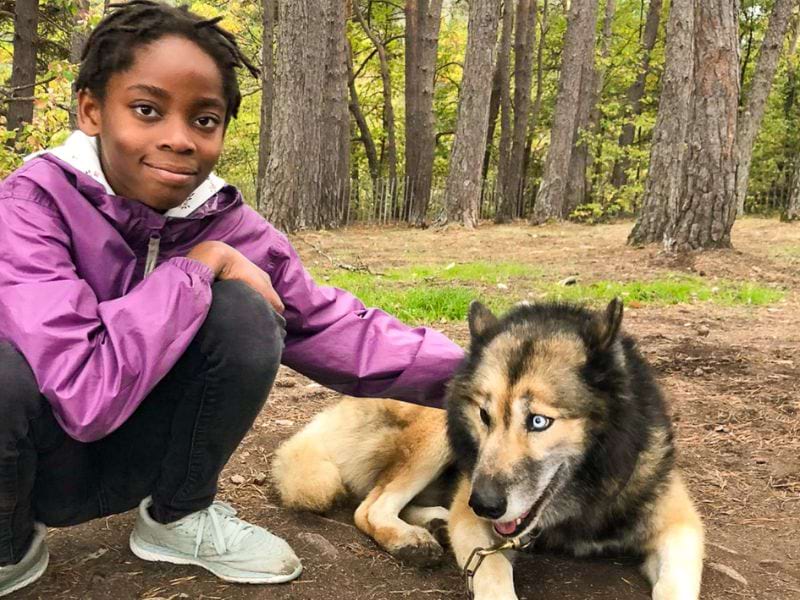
[389,261,541,283]
[542,276,784,307]
[309,266,783,324]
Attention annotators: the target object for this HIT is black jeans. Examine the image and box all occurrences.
[0,280,284,565]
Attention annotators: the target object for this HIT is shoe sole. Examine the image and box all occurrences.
[129,533,302,584]
[0,547,49,597]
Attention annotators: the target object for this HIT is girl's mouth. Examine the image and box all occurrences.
[143,162,197,186]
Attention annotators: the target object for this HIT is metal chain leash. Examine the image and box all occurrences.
[462,531,540,599]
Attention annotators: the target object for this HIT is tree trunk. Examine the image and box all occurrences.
[530,0,599,224]
[587,0,616,203]
[7,0,40,135]
[566,0,610,215]
[611,0,663,189]
[498,0,538,223]
[256,0,276,207]
[320,0,350,228]
[481,1,511,182]
[347,40,380,181]
[784,160,800,221]
[405,0,444,226]
[628,0,693,246]
[442,0,501,227]
[735,0,796,216]
[522,0,549,217]
[494,0,515,221]
[68,0,91,130]
[664,0,740,252]
[263,0,327,232]
[354,2,398,183]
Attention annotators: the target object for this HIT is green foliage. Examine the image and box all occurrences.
[569,200,624,224]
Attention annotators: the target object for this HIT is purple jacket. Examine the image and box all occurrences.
[0,137,464,443]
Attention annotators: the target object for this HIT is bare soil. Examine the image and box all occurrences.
[18,218,799,600]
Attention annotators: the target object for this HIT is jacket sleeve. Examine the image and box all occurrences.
[265,229,465,407]
[0,197,214,442]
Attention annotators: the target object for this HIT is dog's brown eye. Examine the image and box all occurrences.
[479,407,491,427]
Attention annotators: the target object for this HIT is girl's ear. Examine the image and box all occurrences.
[77,89,102,136]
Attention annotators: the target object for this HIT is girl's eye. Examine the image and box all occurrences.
[196,116,220,129]
[479,407,491,427]
[526,414,553,432]
[133,105,158,118]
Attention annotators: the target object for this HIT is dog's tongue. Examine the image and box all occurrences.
[493,520,518,536]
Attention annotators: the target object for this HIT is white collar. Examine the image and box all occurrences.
[25,130,226,218]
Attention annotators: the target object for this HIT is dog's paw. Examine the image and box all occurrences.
[392,539,444,567]
[425,518,450,549]
[387,528,444,567]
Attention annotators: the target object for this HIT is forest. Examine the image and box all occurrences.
[3,0,800,251]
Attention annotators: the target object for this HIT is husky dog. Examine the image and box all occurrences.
[272,300,704,600]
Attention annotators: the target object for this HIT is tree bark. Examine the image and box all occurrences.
[320,0,350,228]
[611,0,663,189]
[530,0,599,224]
[7,0,40,135]
[442,0,501,227]
[263,0,327,232]
[256,0,276,207]
[664,0,740,252]
[405,0,444,226]
[628,0,693,246]
[735,0,796,216]
[354,2,398,183]
[497,0,538,223]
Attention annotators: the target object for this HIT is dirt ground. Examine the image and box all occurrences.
[17,218,799,600]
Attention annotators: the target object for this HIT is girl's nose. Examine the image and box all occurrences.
[157,120,196,154]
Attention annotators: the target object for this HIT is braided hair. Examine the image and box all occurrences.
[76,0,258,124]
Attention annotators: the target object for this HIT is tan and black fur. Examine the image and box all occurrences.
[272,299,704,600]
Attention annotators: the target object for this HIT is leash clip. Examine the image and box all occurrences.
[463,533,538,599]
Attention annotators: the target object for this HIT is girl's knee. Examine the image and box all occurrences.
[202,280,284,377]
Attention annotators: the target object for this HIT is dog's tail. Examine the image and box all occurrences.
[271,417,346,513]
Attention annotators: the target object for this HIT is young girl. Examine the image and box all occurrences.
[0,1,463,595]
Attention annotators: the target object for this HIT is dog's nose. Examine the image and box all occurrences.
[469,477,507,520]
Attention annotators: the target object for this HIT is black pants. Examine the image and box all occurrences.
[0,280,284,565]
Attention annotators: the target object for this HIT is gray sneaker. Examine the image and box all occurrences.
[129,497,302,584]
[0,523,49,597]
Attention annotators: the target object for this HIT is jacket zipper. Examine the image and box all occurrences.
[143,234,161,277]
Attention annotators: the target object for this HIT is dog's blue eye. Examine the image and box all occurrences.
[527,414,552,432]
[479,408,491,427]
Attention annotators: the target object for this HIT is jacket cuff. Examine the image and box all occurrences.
[167,257,215,286]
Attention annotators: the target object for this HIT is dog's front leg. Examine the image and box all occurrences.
[449,478,518,600]
[643,475,704,600]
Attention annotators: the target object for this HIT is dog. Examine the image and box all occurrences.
[272,299,704,600]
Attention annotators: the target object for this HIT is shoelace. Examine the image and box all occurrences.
[180,501,255,558]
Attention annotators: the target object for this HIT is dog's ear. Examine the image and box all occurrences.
[594,297,623,350]
[468,300,498,340]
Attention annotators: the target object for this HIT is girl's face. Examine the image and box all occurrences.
[77,35,227,212]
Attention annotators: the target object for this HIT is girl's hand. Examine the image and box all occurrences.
[187,241,285,313]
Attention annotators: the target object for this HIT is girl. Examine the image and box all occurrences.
[0,1,463,595]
